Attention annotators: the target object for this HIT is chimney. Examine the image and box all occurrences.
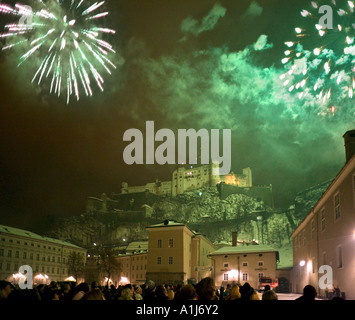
[232,232,237,246]
[343,130,355,163]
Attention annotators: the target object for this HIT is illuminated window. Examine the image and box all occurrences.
[242,273,248,281]
[258,273,264,278]
[223,274,228,281]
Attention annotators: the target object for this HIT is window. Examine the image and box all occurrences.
[334,193,341,220]
[258,261,264,267]
[223,262,229,268]
[168,257,173,265]
[169,239,174,248]
[321,209,326,231]
[8,250,12,258]
[0,249,3,257]
[15,251,19,258]
[242,262,248,267]
[223,273,229,281]
[23,252,27,259]
[242,273,248,281]
[30,253,33,260]
[337,246,343,268]
[157,240,162,248]
[157,257,162,265]
[258,273,264,279]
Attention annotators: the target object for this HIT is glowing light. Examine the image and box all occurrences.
[65,276,76,282]
[299,260,306,267]
[0,0,116,104]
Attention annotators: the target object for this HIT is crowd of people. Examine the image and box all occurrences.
[0,277,333,301]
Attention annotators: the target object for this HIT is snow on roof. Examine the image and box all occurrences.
[0,224,85,250]
[210,244,278,255]
[126,241,148,252]
[146,220,186,228]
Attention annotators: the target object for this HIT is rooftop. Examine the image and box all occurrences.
[0,224,85,250]
[209,244,278,256]
[146,220,186,228]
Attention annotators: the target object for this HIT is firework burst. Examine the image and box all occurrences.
[0,0,116,104]
[280,0,355,114]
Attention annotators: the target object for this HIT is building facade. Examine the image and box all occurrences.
[291,129,355,299]
[145,220,216,285]
[0,224,87,284]
[209,244,279,289]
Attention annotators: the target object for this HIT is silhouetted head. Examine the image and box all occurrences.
[303,285,317,300]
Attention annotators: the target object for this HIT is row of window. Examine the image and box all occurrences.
[157,239,174,248]
[295,193,343,250]
[0,262,69,275]
[157,256,174,265]
[0,249,71,263]
[132,265,146,270]
[132,256,147,261]
[223,261,264,268]
[223,272,265,281]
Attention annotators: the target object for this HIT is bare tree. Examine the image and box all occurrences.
[98,247,121,285]
[67,251,86,282]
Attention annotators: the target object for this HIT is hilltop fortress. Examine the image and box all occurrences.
[121,163,252,197]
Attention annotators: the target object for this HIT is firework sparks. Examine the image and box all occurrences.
[280,0,354,113]
[0,0,116,104]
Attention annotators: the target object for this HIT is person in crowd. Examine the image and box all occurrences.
[82,288,106,300]
[226,284,241,300]
[250,290,260,300]
[196,277,218,301]
[118,287,134,300]
[155,285,169,300]
[41,286,61,301]
[262,289,278,300]
[71,282,90,300]
[60,283,72,301]
[296,285,317,301]
[176,284,197,301]
[134,285,143,300]
[240,282,255,300]
[167,289,175,300]
[143,280,156,301]
[0,281,14,300]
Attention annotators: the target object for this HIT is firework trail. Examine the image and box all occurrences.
[280,0,354,115]
[0,0,116,104]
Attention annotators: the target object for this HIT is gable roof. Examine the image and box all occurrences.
[0,224,85,250]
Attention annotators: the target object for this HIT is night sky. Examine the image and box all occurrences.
[0,0,353,232]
